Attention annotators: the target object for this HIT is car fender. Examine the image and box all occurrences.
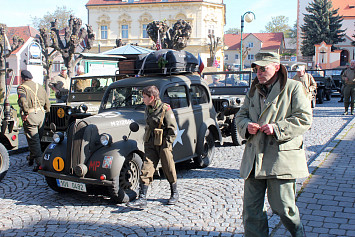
[195,118,222,155]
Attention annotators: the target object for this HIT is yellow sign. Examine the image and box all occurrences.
[53,157,65,171]
[57,108,65,118]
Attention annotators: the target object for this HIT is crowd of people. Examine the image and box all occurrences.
[14,52,354,237]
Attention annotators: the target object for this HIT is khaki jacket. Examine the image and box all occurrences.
[293,73,317,100]
[17,80,51,115]
[342,68,355,85]
[235,68,312,179]
[143,99,177,145]
[50,74,70,91]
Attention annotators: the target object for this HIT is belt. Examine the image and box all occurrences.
[28,108,43,113]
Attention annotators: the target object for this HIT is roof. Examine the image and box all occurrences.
[224,32,284,51]
[86,0,204,6]
[7,26,39,54]
[102,44,153,55]
[332,0,355,18]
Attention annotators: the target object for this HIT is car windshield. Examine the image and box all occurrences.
[71,77,115,93]
[102,86,145,110]
[205,73,251,87]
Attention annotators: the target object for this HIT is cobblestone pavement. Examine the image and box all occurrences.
[0,99,354,237]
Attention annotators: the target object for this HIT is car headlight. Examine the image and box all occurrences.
[53,132,64,144]
[100,133,112,146]
[236,98,241,104]
[80,104,88,113]
[222,101,229,107]
[67,108,72,115]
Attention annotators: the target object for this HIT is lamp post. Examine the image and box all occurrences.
[240,11,255,71]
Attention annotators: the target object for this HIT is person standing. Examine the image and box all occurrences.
[338,63,350,103]
[127,85,178,208]
[235,52,312,237]
[49,66,70,102]
[293,65,317,103]
[17,70,50,171]
[341,60,355,115]
[73,65,90,92]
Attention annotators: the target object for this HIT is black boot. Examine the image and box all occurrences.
[126,184,148,208]
[167,183,179,205]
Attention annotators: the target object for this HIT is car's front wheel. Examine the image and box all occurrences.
[0,143,9,181]
[108,153,142,203]
[231,116,243,146]
[194,129,215,168]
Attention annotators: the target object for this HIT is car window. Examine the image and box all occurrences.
[190,85,209,105]
[163,85,188,109]
[71,77,114,93]
[103,86,144,110]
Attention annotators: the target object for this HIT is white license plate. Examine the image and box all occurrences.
[56,179,87,192]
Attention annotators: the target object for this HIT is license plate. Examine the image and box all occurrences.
[56,179,87,192]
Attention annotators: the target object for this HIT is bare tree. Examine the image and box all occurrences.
[31,6,73,32]
[0,24,24,102]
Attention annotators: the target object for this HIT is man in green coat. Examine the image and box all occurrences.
[18,70,51,171]
[235,52,312,237]
[341,60,355,115]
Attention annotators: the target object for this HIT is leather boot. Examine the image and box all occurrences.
[167,183,179,205]
[126,184,148,208]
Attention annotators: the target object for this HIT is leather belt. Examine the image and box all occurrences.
[28,108,43,113]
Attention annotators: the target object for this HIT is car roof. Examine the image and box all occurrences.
[107,73,204,89]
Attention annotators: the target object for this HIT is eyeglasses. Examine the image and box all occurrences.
[253,66,267,73]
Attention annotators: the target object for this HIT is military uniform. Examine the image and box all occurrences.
[141,99,177,185]
[342,67,355,114]
[50,73,70,102]
[293,73,317,101]
[18,78,50,167]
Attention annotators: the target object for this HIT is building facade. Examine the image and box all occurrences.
[86,0,226,69]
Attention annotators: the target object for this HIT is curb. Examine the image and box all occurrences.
[270,116,355,236]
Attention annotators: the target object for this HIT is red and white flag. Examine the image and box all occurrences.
[156,30,161,50]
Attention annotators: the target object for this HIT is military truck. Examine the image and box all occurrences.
[307,70,335,104]
[204,71,252,146]
[41,54,126,147]
[0,69,19,181]
[38,73,222,203]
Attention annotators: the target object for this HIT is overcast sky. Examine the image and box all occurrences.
[0,0,297,33]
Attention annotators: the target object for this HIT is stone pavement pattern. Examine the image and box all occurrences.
[0,99,354,237]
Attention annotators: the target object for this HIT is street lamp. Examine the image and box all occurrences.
[240,11,255,71]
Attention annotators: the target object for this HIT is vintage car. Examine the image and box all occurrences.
[38,73,222,203]
[204,71,251,145]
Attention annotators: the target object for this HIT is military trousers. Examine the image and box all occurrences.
[141,139,177,185]
[243,174,305,237]
[343,84,355,112]
[23,111,45,165]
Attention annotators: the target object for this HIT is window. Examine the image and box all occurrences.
[225,55,229,60]
[247,54,254,60]
[248,42,254,48]
[163,86,188,109]
[190,85,209,106]
[235,54,239,60]
[53,61,61,72]
[122,25,128,38]
[142,24,148,38]
[101,25,108,39]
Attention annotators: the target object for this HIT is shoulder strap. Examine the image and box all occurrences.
[158,104,167,129]
[21,84,45,113]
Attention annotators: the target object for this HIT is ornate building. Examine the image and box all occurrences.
[86,0,226,67]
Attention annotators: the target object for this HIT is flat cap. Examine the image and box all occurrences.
[252,52,280,67]
[21,70,33,79]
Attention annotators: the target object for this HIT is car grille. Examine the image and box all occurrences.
[45,106,68,130]
[212,99,225,113]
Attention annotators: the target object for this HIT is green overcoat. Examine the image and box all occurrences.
[235,66,312,179]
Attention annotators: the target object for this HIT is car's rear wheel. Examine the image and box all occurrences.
[231,116,243,146]
[325,91,331,101]
[45,176,70,193]
[108,153,142,203]
[317,88,324,104]
[194,129,215,168]
[0,143,9,181]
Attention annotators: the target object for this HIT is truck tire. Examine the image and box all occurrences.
[108,153,142,203]
[231,116,243,146]
[45,176,70,193]
[318,88,324,104]
[0,143,9,181]
[194,129,215,168]
[325,91,331,101]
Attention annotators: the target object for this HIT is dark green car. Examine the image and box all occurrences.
[38,73,222,203]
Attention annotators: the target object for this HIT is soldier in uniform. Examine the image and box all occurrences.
[127,85,178,208]
[342,60,355,115]
[73,65,90,92]
[17,70,50,171]
[49,66,70,102]
[292,65,317,102]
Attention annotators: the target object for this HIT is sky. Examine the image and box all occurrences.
[0,0,297,33]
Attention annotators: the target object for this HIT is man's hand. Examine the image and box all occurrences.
[21,115,28,122]
[248,123,260,135]
[260,124,274,135]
